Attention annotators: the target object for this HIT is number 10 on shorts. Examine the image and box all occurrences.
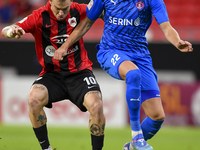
[84,77,97,85]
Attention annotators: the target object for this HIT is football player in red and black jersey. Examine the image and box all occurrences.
[1,0,105,150]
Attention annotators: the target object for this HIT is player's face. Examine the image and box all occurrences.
[50,0,72,21]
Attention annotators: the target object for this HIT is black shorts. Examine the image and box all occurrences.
[32,69,101,112]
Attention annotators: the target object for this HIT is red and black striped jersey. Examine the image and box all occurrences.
[16,1,93,76]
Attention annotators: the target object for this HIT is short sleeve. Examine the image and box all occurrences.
[150,0,169,24]
[15,12,37,34]
[86,0,104,21]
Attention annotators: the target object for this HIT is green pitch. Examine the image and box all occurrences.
[0,125,200,150]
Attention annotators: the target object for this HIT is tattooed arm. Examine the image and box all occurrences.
[1,24,25,39]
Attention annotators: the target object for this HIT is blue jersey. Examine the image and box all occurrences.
[87,0,169,56]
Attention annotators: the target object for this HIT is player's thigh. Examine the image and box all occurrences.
[97,50,134,80]
[137,55,159,92]
[32,74,68,108]
[141,97,165,120]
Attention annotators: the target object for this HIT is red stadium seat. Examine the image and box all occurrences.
[164,0,199,27]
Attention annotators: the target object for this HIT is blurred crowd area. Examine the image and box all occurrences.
[1,0,200,26]
[0,0,89,24]
[0,0,200,41]
[0,0,49,24]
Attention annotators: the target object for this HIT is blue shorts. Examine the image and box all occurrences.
[96,46,160,103]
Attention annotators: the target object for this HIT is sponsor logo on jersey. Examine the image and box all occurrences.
[87,0,93,10]
[134,17,141,26]
[109,16,140,26]
[45,45,79,57]
[68,17,77,27]
[45,24,55,28]
[136,1,144,10]
[109,16,134,26]
[51,34,69,44]
[45,45,56,57]
[67,45,79,55]
[46,34,79,57]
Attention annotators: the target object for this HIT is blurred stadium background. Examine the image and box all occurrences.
[0,0,200,149]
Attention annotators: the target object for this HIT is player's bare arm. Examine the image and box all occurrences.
[99,10,104,20]
[54,17,95,61]
[1,24,25,39]
[160,21,193,52]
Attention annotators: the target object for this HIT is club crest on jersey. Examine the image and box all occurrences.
[87,0,93,10]
[45,45,56,57]
[68,17,77,27]
[136,1,144,10]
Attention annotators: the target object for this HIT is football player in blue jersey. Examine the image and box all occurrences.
[54,0,193,149]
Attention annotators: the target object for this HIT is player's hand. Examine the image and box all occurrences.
[2,26,25,39]
[54,47,67,61]
[8,26,25,39]
[1,25,25,39]
[12,27,25,39]
[177,40,193,52]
